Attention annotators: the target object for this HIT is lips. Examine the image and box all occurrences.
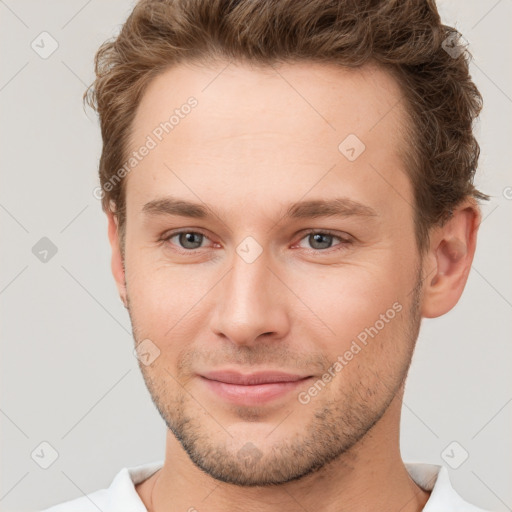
[200,370,310,385]
[198,370,313,405]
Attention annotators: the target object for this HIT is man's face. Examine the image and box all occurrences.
[119,60,424,485]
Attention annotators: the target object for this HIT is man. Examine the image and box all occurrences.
[44,0,491,510]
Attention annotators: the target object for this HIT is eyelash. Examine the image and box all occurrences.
[160,229,353,255]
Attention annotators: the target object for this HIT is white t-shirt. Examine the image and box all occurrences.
[41,461,491,511]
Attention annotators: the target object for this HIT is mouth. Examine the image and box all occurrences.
[198,370,313,405]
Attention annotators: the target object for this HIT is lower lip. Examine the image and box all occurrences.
[200,376,312,405]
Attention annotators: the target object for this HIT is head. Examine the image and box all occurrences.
[87,0,487,486]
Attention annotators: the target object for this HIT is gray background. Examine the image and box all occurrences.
[0,1,511,511]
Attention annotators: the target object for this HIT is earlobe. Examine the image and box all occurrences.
[106,211,127,307]
[421,202,480,319]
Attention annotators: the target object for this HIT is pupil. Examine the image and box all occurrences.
[181,232,201,249]
[311,233,331,250]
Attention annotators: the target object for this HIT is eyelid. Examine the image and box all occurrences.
[298,228,353,241]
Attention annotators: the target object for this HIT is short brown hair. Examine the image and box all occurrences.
[85,0,488,255]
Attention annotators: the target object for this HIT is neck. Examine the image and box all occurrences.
[138,394,430,512]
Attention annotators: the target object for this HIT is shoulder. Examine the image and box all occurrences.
[41,489,110,512]
[406,463,494,512]
[40,461,164,512]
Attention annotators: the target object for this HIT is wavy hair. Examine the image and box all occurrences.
[85,0,488,254]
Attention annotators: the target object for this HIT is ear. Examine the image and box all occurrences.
[421,199,481,318]
[107,210,127,307]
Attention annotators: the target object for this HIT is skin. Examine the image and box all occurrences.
[106,60,480,512]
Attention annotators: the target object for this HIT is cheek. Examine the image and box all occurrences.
[287,257,419,384]
[298,271,415,397]
[291,261,408,338]
[124,252,212,338]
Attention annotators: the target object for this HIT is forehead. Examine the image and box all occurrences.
[125,59,412,219]
[131,59,407,146]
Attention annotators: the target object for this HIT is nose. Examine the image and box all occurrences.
[209,246,290,347]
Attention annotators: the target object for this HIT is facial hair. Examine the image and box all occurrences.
[127,267,424,487]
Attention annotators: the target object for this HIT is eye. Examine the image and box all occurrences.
[296,230,353,252]
[164,231,211,251]
[161,229,353,254]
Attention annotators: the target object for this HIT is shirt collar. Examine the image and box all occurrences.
[112,461,485,511]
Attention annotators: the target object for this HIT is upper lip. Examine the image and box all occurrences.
[200,370,311,385]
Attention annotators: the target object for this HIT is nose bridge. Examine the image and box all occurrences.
[210,244,289,345]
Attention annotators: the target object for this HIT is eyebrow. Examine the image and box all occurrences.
[142,196,378,220]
